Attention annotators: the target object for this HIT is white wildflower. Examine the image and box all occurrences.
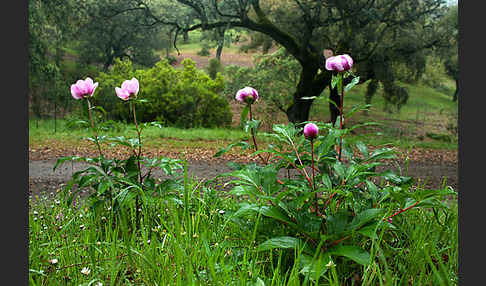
[81,267,91,275]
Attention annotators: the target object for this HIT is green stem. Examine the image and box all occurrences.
[85,99,104,159]
[338,73,344,161]
[130,100,143,228]
[248,104,266,164]
[311,140,316,190]
[311,139,319,215]
[130,101,143,184]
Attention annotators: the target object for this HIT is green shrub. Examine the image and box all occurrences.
[94,58,232,128]
[166,55,178,65]
[421,56,450,91]
[426,132,455,143]
[196,42,211,57]
[206,58,222,79]
[223,48,301,126]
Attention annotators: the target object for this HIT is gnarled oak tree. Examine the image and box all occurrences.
[122,0,452,124]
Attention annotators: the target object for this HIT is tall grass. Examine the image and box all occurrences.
[29,168,458,285]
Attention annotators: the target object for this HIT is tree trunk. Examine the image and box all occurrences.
[453,78,458,102]
[285,66,330,124]
[329,83,341,126]
[183,30,189,43]
[215,28,225,61]
[166,30,173,58]
[286,97,315,124]
[215,43,223,61]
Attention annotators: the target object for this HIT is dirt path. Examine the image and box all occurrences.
[29,155,457,198]
[29,159,234,197]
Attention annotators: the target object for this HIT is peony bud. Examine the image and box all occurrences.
[70,77,98,100]
[235,87,259,104]
[325,54,353,72]
[303,123,319,140]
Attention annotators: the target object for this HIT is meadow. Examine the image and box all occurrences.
[29,28,458,285]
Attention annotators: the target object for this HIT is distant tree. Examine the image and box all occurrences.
[29,0,50,118]
[198,27,243,61]
[118,0,453,124]
[239,30,274,54]
[436,5,458,101]
[77,0,163,70]
[444,54,458,102]
[213,26,228,61]
[28,0,81,120]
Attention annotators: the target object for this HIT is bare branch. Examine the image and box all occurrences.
[211,0,240,19]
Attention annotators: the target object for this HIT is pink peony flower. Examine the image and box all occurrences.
[325,54,353,72]
[303,123,319,140]
[115,87,130,101]
[235,87,259,104]
[115,77,139,101]
[70,77,98,100]
[121,78,139,96]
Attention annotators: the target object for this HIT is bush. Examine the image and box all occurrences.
[215,96,458,283]
[94,58,232,128]
[421,56,450,91]
[166,55,178,65]
[196,42,211,57]
[223,48,301,126]
[206,58,222,79]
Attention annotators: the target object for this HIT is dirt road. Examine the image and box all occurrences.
[29,157,457,198]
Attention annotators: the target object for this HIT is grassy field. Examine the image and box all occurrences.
[30,76,458,152]
[30,31,458,285]
[29,166,458,285]
[157,29,250,58]
[308,80,458,150]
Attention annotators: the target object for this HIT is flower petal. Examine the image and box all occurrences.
[129,78,139,95]
[89,82,99,97]
[71,84,82,100]
[325,56,336,71]
[115,87,130,100]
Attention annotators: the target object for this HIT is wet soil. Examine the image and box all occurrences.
[29,155,457,198]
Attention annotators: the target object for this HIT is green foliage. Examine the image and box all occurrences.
[87,0,455,123]
[31,88,457,285]
[215,101,456,283]
[382,81,409,113]
[166,55,178,65]
[206,58,223,80]
[29,180,457,285]
[77,0,162,69]
[95,58,232,128]
[239,31,274,54]
[223,48,301,120]
[421,56,451,91]
[28,0,83,119]
[54,94,185,227]
[196,41,211,57]
[426,132,456,143]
